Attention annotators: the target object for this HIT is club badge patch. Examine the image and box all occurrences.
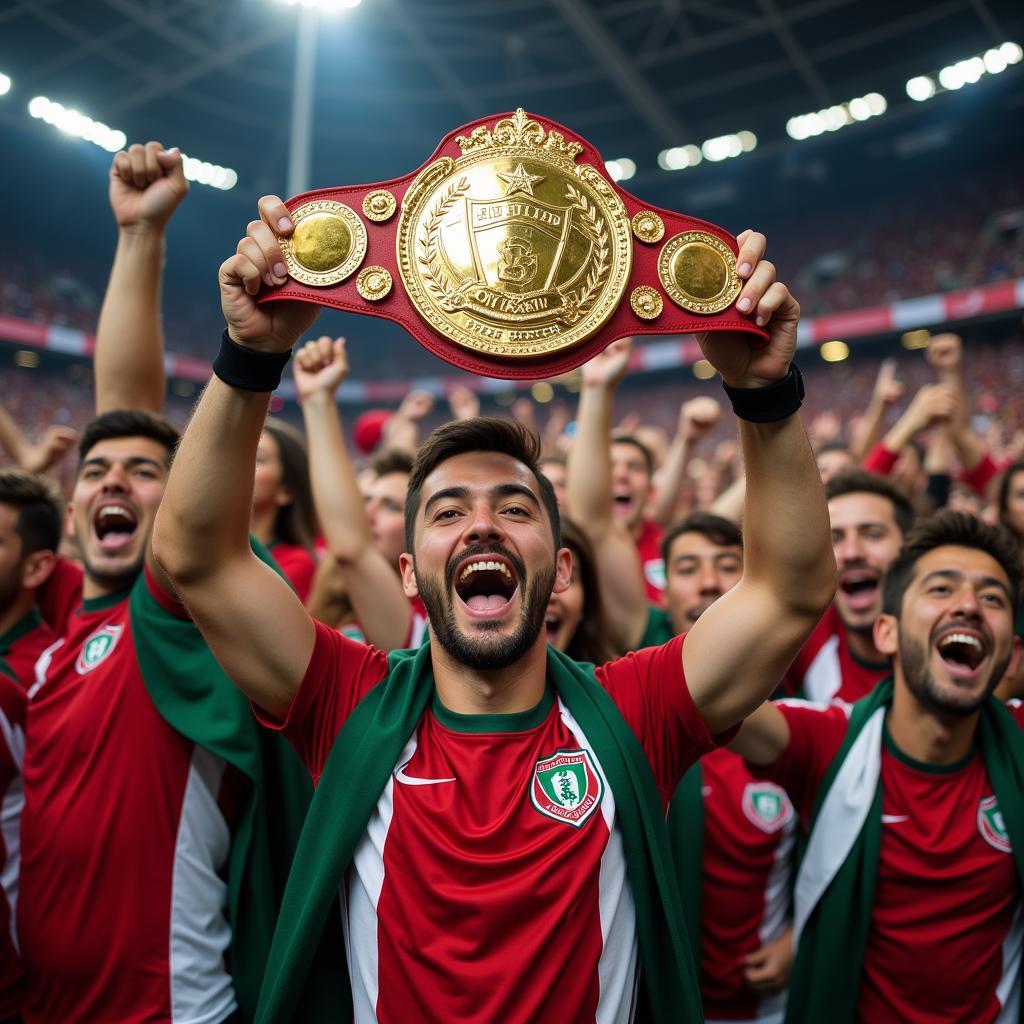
[531,748,603,828]
[76,624,124,675]
[978,795,1012,853]
[741,782,794,834]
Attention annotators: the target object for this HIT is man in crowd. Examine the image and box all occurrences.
[665,514,796,1024]
[733,510,1024,1023]
[154,199,834,1021]
[17,142,315,1024]
[0,469,61,688]
[785,469,914,703]
[0,657,24,1024]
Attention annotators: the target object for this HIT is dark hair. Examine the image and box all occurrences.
[369,448,413,479]
[661,512,743,567]
[610,434,654,478]
[559,517,618,665]
[263,418,318,552]
[404,417,560,551]
[997,461,1024,542]
[826,468,916,536]
[78,410,180,467]
[882,510,1023,617]
[0,468,62,555]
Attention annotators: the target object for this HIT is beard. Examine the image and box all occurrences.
[899,630,1010,718]
[416,543,555,671]
[0,567,22,617]
[80,550,146,591]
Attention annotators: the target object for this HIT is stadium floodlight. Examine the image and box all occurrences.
[657,144,702,171]
[605,158,636,182]
[786,93,887,141]
[819,340,849,363]
[274,0,362,9]
[659,132,754,173]
[0,73,11,97]
[692,359,717,380]
[907,41,1020,103]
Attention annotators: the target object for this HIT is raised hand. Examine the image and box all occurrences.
[109,141,188,232]
[696,230,798,388]
[19,425,78,475]
[293,336,349,402]
[448,385,480,421]
[926,333,962,373]
[397,389,435,422]
[679,395,721,442]
[581,336,633,389]
[219,195,319,352]
[872,358,904,406]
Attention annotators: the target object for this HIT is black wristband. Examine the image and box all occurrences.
[212,329,292,393]
[722,364,804,423]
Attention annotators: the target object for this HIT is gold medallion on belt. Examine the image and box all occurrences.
[396,109,633,359]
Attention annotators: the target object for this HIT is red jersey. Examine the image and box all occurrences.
[697,748,795,1022]
[20,567,244,1024]
[783,605,888,704]
[258,624,723,1024]
[636,518,665,606]
[0,609,55,691]
[0,666,25,1020]
[270,540,317,604]
[758,700,1024,1024]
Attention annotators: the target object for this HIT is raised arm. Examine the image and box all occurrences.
[683,230,836,733]
[849,358,904,460]
[649,396,721,527]
[295,336,412,649]
[95,141,188,415]
[0,405,76,476]
[153,197,320,718]
[567,338,650,651]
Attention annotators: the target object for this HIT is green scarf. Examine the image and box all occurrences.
[255,640,703,1024]
[667,764,703,956]
[786,678,1024,1024]
[130,543,342,1022]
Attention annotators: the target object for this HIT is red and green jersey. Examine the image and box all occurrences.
[636,518,666,607]
[697,748,795,1023]
[0,663,25,1021]
[270,540,317,604]
[20,568,245,1024]
[258,623,724,1023]
[0,609,55,692]
[757,699,1024,1023]
[783,605,889,704]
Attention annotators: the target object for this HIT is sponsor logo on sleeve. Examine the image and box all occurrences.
[531,749,603,828]
[741,781,794,834]
[978,795,1012,853]
[75,624,124,675]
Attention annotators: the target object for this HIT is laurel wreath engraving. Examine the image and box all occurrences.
[418,176,471,311]
[565,184,609,315]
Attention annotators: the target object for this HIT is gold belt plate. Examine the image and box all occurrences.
[396,109,633,359]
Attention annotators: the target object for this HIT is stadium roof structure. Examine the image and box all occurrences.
[3,0,1023,202]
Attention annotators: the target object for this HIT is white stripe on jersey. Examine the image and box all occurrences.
[28,638,65,700]
[557,698,638,1024]
[996,903,1023,1023]
[801,634,842,705]
[168,746,237,1024]
[754,808,795,1024]
[0,712,23,955]
[348,734,412,1024]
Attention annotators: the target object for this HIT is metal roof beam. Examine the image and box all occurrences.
[550,0,688,145]
[756,0,831,105]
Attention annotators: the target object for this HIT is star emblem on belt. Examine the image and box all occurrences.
[497,162,545,196]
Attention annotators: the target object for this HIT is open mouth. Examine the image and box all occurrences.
[935,630,988,678]
[545,612,561,644]
[454,556,519,616]
[612,491,635,513]
[838,570,880,612]
[93,502,139,555]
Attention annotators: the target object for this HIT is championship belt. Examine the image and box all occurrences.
[262,108,767,379]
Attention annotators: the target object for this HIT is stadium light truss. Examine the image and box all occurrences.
[27,96,237,190]
[906,41,1022,102]
[657,131,757,172]
[786,92,887,142]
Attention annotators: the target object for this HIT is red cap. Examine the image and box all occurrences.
[353,409,392,454]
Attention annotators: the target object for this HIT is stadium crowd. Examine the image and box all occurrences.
[0,140,1023,1024]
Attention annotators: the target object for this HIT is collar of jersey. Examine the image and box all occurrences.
[81,584,134,615]
[431,683,554,734]
[0,606,43,650]
[883,719,977,775]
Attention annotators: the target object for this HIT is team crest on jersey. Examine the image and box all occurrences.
[75,624,124,675]
[530,748,603,828]
[978,795,1012,853]
[644,558,666,592]
[741,782,794,834]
